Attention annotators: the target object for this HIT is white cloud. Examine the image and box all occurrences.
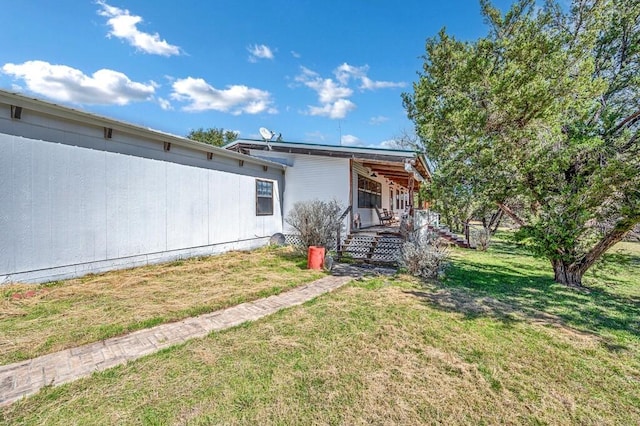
[360,76,406,90]
[295,66,354,119]
[369,115,389,125]
[308,99,356,119]
[295,67,352,103]
[97,1,181,56]
[170,77,277,115]
[293,63,405,120]
[1,60,156,105]
[377,139,403,149]
[291,51,301,59]
[341,134,364,147]
[334,62,405,90]
[334,63,368,85]
[158,97,172,110]
[247,44,275,62]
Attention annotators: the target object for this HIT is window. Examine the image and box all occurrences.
[357,175,381,208]
[256,180,273,216]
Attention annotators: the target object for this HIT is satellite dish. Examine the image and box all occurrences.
[259,127,275,141]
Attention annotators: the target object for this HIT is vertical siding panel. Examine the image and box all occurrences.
[166,163,209,250]
[0,135,16,275]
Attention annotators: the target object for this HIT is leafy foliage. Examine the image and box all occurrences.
[285,200,345,249]
[186,127,238,147]
[403,0,640,286]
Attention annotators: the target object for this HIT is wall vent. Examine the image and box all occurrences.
[10,105,22,119]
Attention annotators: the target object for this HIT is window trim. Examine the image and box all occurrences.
[256,179,274,216]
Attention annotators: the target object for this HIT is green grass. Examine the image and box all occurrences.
[2,237,639,425]
[0,246,325,364]
[443,233,640,351]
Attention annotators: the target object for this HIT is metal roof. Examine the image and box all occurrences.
[226,138,431,181]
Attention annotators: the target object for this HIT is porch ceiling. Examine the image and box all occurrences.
[361,160,421,189]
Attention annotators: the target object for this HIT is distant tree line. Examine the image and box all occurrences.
[186,127,238,147]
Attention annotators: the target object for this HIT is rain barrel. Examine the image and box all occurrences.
[307,246,326,270]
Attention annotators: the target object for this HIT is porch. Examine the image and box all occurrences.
[337,209,471,266]
[349,157,427,230]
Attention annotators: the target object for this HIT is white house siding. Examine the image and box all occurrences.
[0,97,283,284]
[249,150,350,233]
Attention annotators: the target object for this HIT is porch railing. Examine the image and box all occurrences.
[335,205,352,260]
[424,209,440,228]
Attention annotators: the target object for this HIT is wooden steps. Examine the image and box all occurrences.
[338,232,404,266]
[427,225,474,249]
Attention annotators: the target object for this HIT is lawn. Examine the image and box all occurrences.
[2,236,639,425]
[0,246,325,364]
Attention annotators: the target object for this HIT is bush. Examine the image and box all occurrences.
[398,230,450,279]
[285,199,345,249]
[471,227,492,251]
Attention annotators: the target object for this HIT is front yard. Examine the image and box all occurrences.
[0,247,325,365]
[2,236,639,424]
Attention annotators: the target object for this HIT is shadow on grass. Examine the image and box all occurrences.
[405,245,640,350]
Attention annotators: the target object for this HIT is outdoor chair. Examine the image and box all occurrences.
[383,208,397,223]
[375,206,394,226]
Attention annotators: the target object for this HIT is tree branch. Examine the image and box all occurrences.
[612,109,640,135]
[497,202,526,226]
[573,216,640,274]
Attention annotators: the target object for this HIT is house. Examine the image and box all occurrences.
[225,139,431,232]
[0,88,433,284]
[0,90,286,284]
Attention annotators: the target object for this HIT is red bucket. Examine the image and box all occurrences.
[307,246,326,270]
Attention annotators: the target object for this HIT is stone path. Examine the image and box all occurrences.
[0,275,353,407]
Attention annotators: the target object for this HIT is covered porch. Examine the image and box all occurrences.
[348,154,430,231]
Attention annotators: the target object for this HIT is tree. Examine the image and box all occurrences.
[186,127,238,147]
[403,0,640,287]
[386,128,422,150]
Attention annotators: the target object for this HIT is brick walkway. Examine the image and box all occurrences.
[0,275,353,407]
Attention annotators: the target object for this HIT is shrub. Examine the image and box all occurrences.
[285,199,345,249]
[471,227,492,251]
[398,230,450,279]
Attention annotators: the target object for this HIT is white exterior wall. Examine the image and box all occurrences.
[249,150,350,233]
[0,102,283,284]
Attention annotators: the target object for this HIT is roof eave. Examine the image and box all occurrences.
[0,91,286,171]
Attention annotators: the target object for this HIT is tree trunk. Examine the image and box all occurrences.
[551,260,585,287]
[488,209,503,234]
[551,226,633,288]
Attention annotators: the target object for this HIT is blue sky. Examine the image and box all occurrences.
[1,0,514,147]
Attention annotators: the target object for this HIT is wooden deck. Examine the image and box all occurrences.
[352,224,401,235]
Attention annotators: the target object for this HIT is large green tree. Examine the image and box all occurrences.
[186,127,238,147]
[403,0,640,287]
